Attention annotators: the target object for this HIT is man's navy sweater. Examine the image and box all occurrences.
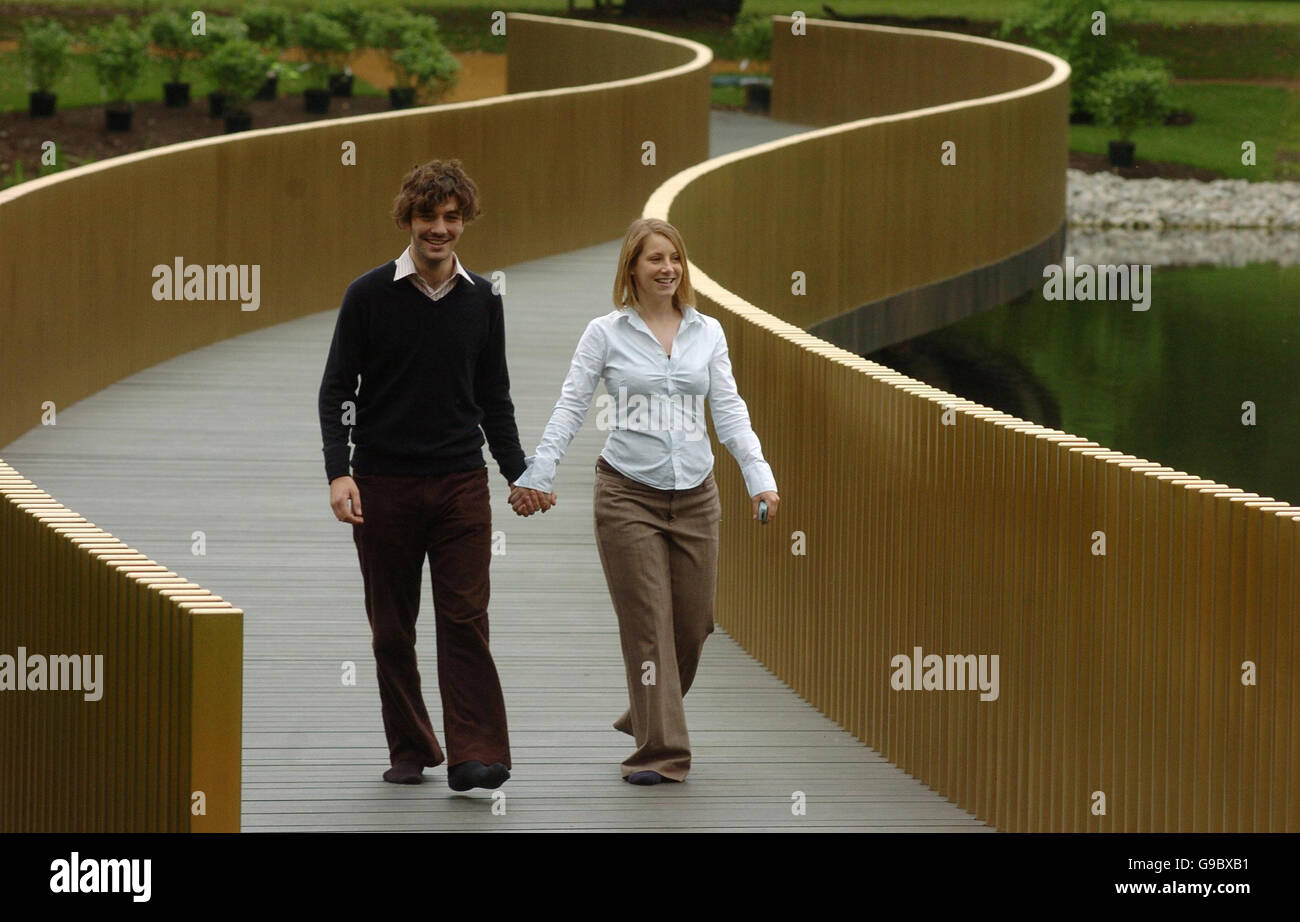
[317,262,528,485]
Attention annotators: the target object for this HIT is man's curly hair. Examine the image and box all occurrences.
[391,159,482,228]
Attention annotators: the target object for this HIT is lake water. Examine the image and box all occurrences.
[866,260,1300,505]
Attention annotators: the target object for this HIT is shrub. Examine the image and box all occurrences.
[997,0,1141,118]
[363,7,444,86]
[292,11,354,88]
[203,37,273,114]
[88,16,149,106]
[18,19,73,94]
[363,6,440,50]
[147,8,201,83]
[319,0,370,45]
[731,12,771,62]
[393,37,460,102]
[242,4,290,48]
[1086,61,1174,142]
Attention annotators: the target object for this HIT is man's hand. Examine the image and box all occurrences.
[330,475,363,524]
[509,482,538,516]
[509,483,557,516]
[752,490,779,524]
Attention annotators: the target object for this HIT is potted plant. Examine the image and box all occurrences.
[363,7,448,108]
[1086,62,1173,167]
[730,13,771,112]
[146,8,200,107]
[391,38,460,109]
[200,16,251,117]
[18,19,73,117]
[241,4,290,99]
[292,12,353,113]
[88,16,148,131]
[203,38,272,133]
[319,0,367,96]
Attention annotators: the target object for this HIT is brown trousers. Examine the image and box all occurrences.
[351,466,510,770]
[593,456,720,781]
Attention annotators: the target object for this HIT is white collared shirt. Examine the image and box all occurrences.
[393,245,474,301]
[513,303,777,497]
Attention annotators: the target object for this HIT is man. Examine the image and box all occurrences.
[317,158,551,791]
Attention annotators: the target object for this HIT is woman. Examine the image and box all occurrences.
[511,217,780,785]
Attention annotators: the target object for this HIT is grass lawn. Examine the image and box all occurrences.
[8,2,1300,26]
[1072,82,1300,179]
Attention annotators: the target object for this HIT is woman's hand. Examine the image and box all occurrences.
[752,491,779,524]
[509,484,557,516]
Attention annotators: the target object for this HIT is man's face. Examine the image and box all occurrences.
[408,197,464,265]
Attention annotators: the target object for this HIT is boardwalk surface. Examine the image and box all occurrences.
[2,111,989,832]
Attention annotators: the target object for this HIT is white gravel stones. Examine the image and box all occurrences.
[1066,168,1300,230]
[1064,168,1300,265]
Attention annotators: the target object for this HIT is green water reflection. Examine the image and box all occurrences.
[866,262,1300,505]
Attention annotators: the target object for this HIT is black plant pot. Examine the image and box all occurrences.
[223,110,253,133]
[163,81,190,107]
[254,74,278,101]
[208,91,226,118]
[1107,140,1136,168]
[388,87,415,109]
[1068,109,1095,125]
[29,91,56,117]
[328,72,353,97]
[304,87,332,114]
[741,79,770,113]
[105,104,133,131]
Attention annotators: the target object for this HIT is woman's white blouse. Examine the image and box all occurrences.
[512,304,778,497]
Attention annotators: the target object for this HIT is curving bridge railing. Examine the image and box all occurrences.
[645,16,1298,832]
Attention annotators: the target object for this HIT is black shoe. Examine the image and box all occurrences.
[624,770,666,785]
[447,760,510,791]
[382,761,425,784]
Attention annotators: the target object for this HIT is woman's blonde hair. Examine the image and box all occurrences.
[612,218,696,312]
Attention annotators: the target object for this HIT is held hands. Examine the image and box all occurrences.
[752,491,780,524]
[330,477,552,524]
[509,482,557,517]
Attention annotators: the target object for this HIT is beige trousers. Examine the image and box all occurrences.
[593,455,721,781]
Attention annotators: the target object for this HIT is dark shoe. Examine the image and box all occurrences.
[447,760,510,791]
[382,761,425,784]
[624,770,666,785]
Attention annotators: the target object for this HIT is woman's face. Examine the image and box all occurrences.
[631,233,682,306]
